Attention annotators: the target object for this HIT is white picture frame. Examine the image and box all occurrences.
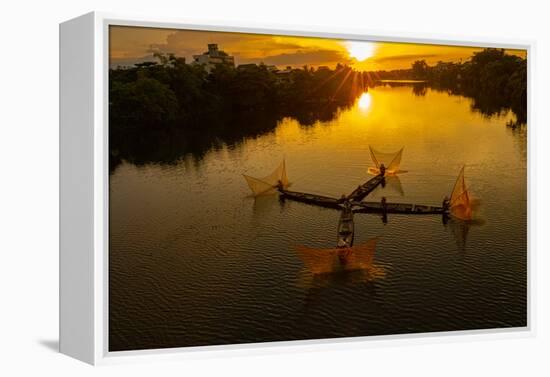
[59,11,535,365]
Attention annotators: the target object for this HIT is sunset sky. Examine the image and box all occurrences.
[110,26,526,71]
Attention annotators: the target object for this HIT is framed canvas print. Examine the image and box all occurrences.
[60,12,532,364]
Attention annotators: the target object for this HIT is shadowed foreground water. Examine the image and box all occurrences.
[109,85,527,351]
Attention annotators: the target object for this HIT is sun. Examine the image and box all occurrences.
[345,41,376,62]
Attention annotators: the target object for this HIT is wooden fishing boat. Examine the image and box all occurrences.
[352,201,445,214]
[346,174,385,201]
[337,204,354,247]
[279,189,343,209]
[279,188,445,215]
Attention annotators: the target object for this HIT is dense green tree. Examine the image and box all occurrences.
[110,75,179,130]
[411,60,429,79]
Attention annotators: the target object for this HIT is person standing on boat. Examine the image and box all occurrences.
[344,199,351,211]
[442,196,450,213]
[379,163,386,176]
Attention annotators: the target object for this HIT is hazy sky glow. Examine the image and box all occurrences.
[110,26,526,70]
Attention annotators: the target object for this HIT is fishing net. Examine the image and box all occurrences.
[243,160,289,196]
[368,146,406,175]
[339,238,378,271]
[243,175,278,196]
[296,238,380,275]
[295,246,336,274]
[450,166,473,220]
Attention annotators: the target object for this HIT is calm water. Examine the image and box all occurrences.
[109,85,527,351]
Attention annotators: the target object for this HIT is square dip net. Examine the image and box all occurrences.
[243,160,289,196]
[367,146,406,175]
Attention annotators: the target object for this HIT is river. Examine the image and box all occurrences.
[109,83,527,351]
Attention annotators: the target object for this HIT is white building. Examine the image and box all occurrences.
[192,44,235,72]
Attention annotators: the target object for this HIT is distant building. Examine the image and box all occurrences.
[237,63,279,72]
[236,63,258,71]
[192,44,235,72]
[275,67,294,82]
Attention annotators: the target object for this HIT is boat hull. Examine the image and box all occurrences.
[279,189,343,210]
[337,206,354,248]
[352,201,444,214]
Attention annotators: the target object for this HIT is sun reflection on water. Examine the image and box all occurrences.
[358,92,372,111]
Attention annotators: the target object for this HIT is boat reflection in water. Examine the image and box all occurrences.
[443,215,486,252]
[251,194,285,218]
[379,175,405,196]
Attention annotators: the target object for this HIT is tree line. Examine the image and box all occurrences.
[109,56,368,170]
[110,56,366,132]
[109,48,527,171]
[376,48,527,125]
